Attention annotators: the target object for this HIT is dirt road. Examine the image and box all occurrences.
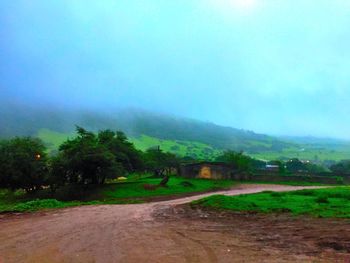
[0,184,347,263]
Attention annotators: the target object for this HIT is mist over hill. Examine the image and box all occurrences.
[1,103,350,162]
[0,103,290,151]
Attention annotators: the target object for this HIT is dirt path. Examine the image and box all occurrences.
[0,184,345,263]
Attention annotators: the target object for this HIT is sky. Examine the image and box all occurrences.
[1,0,350,139]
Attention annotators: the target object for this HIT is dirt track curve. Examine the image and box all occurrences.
[0,184,347,263]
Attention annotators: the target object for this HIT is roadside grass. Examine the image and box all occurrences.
[244,181,330,186]
[0,176,235,213]
[192,187,350,218]
[102,176,233,199]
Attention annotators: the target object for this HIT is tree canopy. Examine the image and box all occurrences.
[52,127,138,185]
[0,137,48,191]
[215,150,253,171]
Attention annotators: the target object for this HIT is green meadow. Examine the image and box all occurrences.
[37,128,350,162]
[193,187,350,218]
[37,129,219,159]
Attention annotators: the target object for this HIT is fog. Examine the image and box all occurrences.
[1,0,350,138]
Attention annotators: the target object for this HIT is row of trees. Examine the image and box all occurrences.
[215,151,328,174]
[330,160,350,174]
[0,127,180,192]
[215,151,256,171]
[2,127,342,193]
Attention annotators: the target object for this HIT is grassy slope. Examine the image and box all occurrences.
[37,128,74,152]
[0,176,235,212]
[130,135,220,159]
[36,129,350,161]
[37,128,220,159]
[193,187,350,218]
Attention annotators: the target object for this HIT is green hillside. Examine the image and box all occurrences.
[0,104,293,152]
[2,104,350,162]
[37,129,74,151]
[36,128,350,163]
[131,135,220,159]
[36,129,220,159]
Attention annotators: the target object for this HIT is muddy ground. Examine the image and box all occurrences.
[0,184,349,262]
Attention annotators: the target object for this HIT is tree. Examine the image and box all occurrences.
[143,147,180,177]
[285,158,305,172]
[330,160,350,174]
[98,130,144,172]
[215,150,253,171]
[0,137,48,191]
[53,127,121,185]
[304,162,327,173]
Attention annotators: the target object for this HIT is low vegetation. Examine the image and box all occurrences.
[1,125,348,215]
[245,181,329,186]
[0,176,235,212]
[193,187,350,218]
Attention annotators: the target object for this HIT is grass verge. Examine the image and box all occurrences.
[243,181,330,186]
[192,187,350,218]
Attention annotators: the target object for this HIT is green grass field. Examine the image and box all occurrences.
[36,128,350,161]
[0,176,235,213]
[131,135,220,159]
[193,187,350,218]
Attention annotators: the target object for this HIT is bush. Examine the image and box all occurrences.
[315,196,329,204]
[179,181,195,187]
[290,189,315,196]
[270,192,284,197]
[12,199,70,212]
[335,176,344,185]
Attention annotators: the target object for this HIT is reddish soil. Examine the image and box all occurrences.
[0,184,348,263]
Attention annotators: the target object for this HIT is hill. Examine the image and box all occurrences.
[1,103,350,162]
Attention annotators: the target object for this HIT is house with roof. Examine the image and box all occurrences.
[180,161,249,180]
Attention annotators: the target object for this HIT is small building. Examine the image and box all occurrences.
[265,164,280,172]
[180,161,248,180]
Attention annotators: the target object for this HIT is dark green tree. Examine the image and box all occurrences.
[215,150,253,171]
[53,127,121,185]
[98,130,144,172]
[0,137,48,191]
[143,147,179,177]
[285,158,305,172]
[330,160,350,174]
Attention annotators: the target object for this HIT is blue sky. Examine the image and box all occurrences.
[1,0,350,138]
